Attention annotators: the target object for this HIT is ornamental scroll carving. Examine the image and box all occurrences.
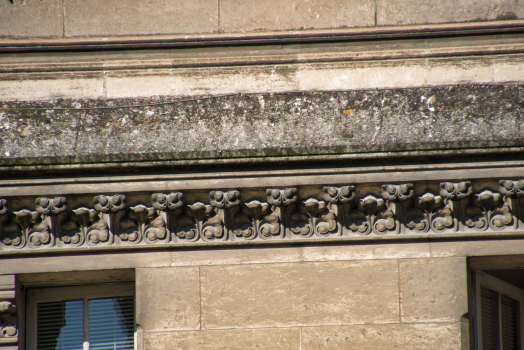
[1,179,524,251]
[0,301,17,340]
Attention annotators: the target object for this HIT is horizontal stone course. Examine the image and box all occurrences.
[0,85,522,166]
[200,260,399,328]
[302,323,462,350]
[377,0,524,26]
[219,0,375,32]
[63,0,218,37]
[144,328,301,350]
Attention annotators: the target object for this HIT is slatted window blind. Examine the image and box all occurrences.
[36,297,134,350]
[480,285,521,350]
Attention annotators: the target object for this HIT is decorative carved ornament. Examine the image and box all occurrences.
[1,180,523,252]
[0,301,17,341]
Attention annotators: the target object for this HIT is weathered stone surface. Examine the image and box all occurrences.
[136,267,200,331]
[376,0,524,26]
[0,0,63,38]
[302,242,430,262]
[64,0,218,36]
[430,239,524,258]
[0,76,105,102]
[201,261,399,328]
[399,258,467,323]
[0,251,171,274]
[144,328,300,350]
[302,323,461,350]
[171,247,303,267]
[220,0,374,32]
[0,85,521,168]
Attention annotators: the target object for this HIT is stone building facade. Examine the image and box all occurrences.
[1,0,524,349]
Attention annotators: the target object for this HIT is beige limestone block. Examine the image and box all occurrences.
[377,0,524,26]
[0,0,63,38]
[0,76,105,102]
[64,0,218,37]
[104,66,299,99]
[302,242,430,262]
[296,60,430,91]
[144,328,300,350]
[430,239,524,258]
[425,57,493,85]
[493,55,524,83]
[220,0,375,33]
[0,251,172,275]
[201,260,399,329]
[399,258,467,323]
[136,267,200,331]
[302,323,462,350]
[171,246,303,267]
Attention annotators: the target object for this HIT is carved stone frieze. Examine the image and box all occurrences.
[0,179,523,252]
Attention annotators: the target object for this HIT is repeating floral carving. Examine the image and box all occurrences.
[94,195,126,213]
[0,179,523,251]
[465,190,513,231]
[347,195,395,235]
[266,188,297,207]
[290,198,337,238]
[440,181,473,200]
[123,205,166,244]
[0,301,17,340]
[499,180,524,198]
[406,193,454,233]
[381,184,414,202]
[181,202,223,242]
[232,200,280,240]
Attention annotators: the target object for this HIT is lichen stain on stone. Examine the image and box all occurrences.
[343,109,354,116]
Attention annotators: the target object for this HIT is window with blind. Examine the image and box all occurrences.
[476,271,524,350]
[26,283,135,350]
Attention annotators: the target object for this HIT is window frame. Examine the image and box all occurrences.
[475,270,524,350]
[25,283,135,350]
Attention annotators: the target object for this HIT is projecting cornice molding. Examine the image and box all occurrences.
[0,179,523,254]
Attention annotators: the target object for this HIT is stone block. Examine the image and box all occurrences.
[171,246,303,267]
[302,242,430,262]
[136,267,200,331]
[430,239,524,258]
[0,251,171,274]
[0,76,105,102]
[144,328,300,350]
[302,323,461,349]
[0,0,63,38]
[220,0,375,33]
[201,260,399,328]
[64,0,218,37]
[399,258,467,323]
[377,0,524,26]
[493,55,524,83]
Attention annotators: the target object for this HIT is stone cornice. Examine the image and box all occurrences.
[1,179,523,255]
[1,19,524,52]
[2,34,524,74]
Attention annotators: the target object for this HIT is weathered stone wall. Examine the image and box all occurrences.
[1,0,523,39]
[0,85,522,173]
[4,240,509,349]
